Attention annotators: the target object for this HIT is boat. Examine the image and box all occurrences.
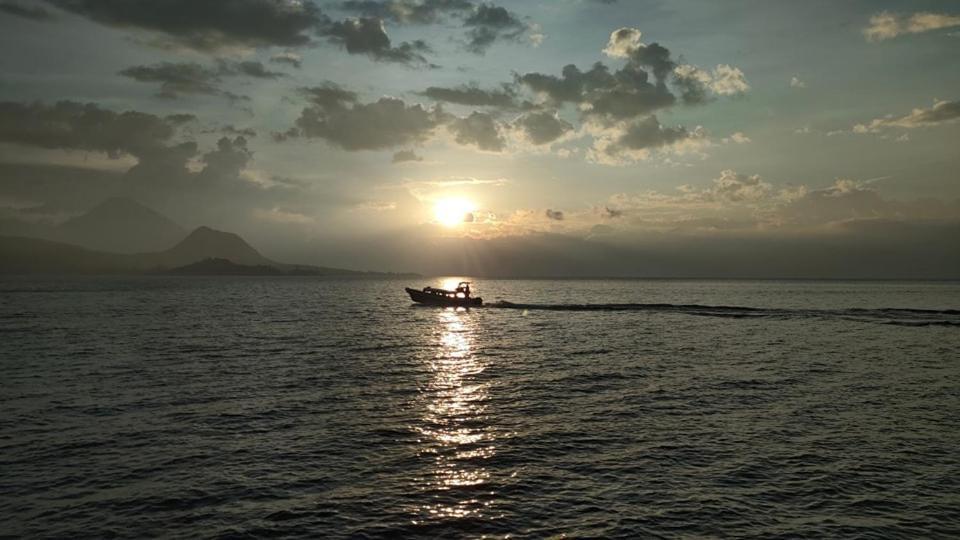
[405,281,482,307]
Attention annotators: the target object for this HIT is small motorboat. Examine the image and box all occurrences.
[406,281,482,307]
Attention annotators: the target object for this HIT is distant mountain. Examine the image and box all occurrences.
[0,227,419,277]
[155,226,275,268]
[55,197,184,253]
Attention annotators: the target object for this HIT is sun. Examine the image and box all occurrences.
[433,198,476,227]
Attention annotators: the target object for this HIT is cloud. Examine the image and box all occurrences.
[722,132,751,144]
[322,16,432,65]
[0,100,191,160]
[587,115,707,164]
[854,99,960,132]
[283,85,448,150]
[698,169,772,203]
[338,0,474,24]
[420,83,517,107]
[0,1,54,20]
[46,0,326,51]
[225,60,285,79]
[118,60,282,102]
[45,0,434,65]
[520,62,676,121]
[338,1,538,54]
[545,209,564,220]
[271,51,303,69]
[212,125,258,138]
[602,27,643,58]
[709,64,749,95]
[120,62,226,100]
[790,75,806,88]
[462,3,528,54]
[673,64,749,104]
[392,149,423,163]
[512,110,574,145]
[864,11,960,41]
[449,111,505,151]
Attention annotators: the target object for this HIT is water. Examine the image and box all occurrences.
[2,277,959,538]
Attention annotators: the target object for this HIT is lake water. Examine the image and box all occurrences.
[2,277,959,538]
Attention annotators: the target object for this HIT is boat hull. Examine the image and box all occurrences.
[406,287,482,307]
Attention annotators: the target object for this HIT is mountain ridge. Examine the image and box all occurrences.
[0,226,418,277]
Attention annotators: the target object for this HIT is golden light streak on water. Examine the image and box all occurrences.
[412,307,495,521]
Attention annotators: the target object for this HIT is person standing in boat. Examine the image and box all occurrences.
[455,282,471,298]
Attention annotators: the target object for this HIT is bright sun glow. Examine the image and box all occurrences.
[433,198,476,227]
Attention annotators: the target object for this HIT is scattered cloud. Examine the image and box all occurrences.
[449,111,505,151]
[602,27,643,58]
[864,11,960,42]
[420,83,517,107]
[338,0,474,25]
[462,4,529,54]
[854,99,960,132]
[119,60,283,103]
[790,75,806,88]
[282,84,448,150]
[0,100,192,161]
[587,115,709,165]
[722,132,751,144]
[511,110,574,145]
[271,51,303,69]
[545,209,564,220]
[673,64,750,104]
[46,0,326,52]
[322,17,433,65]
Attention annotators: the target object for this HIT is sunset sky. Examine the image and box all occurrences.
[1,0,958,277]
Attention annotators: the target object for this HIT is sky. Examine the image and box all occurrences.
[0,0,958,277]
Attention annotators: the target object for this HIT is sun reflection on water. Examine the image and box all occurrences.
[412,307,497,522]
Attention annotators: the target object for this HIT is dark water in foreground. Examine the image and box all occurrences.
[2,277,960,538]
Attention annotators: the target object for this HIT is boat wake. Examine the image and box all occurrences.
[487,301,960,327]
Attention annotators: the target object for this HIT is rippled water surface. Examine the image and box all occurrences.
[2,277,960,538]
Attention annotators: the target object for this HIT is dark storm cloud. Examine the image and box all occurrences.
[0,1,54,20]
[392,149,423,163]
[519,62,675,121]
[46,0,326,51]
[450,111,504,151]
[513,110,573,145]
[462,3,527,54]
[545,209,564,221]
[322,17,432,65]
[0,100,190,159]
[284,85,447,150]
[338,0,473,24]
[420,84,517,107]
